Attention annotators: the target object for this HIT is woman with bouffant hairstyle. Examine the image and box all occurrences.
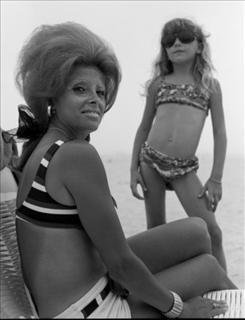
[15,22,120,171]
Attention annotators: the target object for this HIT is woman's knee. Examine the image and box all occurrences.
[188,217,212,253]
[199,253,228,289]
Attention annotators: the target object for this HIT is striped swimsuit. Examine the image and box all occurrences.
[16,140,83,229]
[15,140,131,319]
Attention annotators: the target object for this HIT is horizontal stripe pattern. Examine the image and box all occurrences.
[32,181,46,192]
[22,201,78,214]
[35,165,46,183]
[16,210,83,229]
[16,140,83,229]
[27,186,76,209]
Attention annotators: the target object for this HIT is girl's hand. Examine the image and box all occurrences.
[198,179,222,212]
[130,169,147,200]
[181,296,228,318]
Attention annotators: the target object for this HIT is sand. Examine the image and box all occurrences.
[101,153,244,288]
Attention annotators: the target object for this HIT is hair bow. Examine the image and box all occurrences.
[15,104,43,139]
[3,104,45,142]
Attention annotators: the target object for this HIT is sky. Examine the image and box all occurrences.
[1,1,244,157]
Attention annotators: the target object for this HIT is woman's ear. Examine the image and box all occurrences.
[48,98,54,106]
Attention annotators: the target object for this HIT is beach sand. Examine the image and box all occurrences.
[101,153,244,288]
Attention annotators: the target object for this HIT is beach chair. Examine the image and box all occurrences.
[203,289,245,318]
[0,199,38,318]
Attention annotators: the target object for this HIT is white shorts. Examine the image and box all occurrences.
[54,276,131,318]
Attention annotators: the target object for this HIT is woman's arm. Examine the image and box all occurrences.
[62,141,174,314]
[130,80,157,199]
[60,141,229,318]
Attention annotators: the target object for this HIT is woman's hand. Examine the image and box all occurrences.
[130,169,147,200]
[109,278,129,298]
[181,296,228,318]
[198,179,222,212]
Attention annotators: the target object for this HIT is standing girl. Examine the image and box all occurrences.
[130,18,227,271]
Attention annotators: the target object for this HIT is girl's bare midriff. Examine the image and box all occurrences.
[147,103,207,158]
[16,219,107,318]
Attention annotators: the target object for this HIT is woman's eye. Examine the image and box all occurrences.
[73,86,86,93]
[97,90,105,97]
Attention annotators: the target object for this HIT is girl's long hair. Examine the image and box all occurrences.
[15,22,121,171]
[147,18,216,93]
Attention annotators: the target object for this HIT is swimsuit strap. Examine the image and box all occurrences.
[16,140,82,229]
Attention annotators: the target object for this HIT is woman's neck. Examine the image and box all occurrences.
[48,121,89,141]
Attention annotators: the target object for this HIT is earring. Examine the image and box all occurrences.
[47,106,56,117]
[47,105,51,117]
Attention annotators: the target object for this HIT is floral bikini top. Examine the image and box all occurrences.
[155,79,211,115]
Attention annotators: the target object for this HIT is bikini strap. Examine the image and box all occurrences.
[33,140,65,186]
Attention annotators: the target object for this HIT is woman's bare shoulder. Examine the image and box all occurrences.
[61,140,98,157]
[58,140,105,174]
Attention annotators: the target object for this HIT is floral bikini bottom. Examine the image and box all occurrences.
[140,142,199,190]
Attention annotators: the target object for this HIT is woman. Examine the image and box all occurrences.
[14,21,234,318]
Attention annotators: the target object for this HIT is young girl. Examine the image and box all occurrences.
[130,18,227,271]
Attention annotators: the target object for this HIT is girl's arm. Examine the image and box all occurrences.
[209,79,227,182]
[130,80,157,199]
[62,141,175,315]
[199,79,227,211]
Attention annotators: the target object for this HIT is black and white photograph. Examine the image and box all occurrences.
[1,1,244,318]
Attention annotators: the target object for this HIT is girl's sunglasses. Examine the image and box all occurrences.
[162,30,196,48]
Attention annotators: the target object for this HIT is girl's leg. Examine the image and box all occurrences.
[140,162,166,228]
[127,253,236,318]
[171,172,227,271]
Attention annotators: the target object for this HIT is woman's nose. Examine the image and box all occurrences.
[88,92,98,103]
[88,95,105,111]
[88,97,96,104]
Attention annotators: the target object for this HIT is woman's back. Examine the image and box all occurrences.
[16,139,106,317]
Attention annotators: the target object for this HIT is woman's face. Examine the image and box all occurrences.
[54,65,106,138]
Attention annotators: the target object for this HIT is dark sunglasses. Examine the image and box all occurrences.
[2,131,15,144]
[162,30,196,48]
